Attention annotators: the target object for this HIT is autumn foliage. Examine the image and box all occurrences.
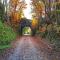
[9,0,26,26]
[39,27,46,32]
[31,0,45,18]
[32,18,38,28]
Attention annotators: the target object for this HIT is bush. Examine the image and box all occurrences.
[0,20,16,49]
[38,24,60,51]
[46,30,60,51]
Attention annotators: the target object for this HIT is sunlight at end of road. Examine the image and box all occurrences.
[23,0,32,19]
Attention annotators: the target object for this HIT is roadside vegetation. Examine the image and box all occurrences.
[38,24,60,51]
[0,20,16,50]
[34,2,60,52]
[0,2,16,51]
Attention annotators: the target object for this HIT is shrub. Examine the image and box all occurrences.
[38,24,60,51]
[0,20,16,49]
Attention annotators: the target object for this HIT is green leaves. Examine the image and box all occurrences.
[0,20,16,47]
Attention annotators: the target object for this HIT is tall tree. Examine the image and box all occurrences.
[31,0,45,19]
[9,0,27,27]
[0,2,4,22]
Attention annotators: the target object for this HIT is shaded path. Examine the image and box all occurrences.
[7,36,48,60]
[0,36,59,60]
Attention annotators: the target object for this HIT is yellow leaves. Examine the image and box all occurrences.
[21,14,24,18]
[32,18,38,28]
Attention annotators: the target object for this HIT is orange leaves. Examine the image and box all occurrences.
[14,12,20,21]
[39,27,46,32]
[10,0,27,10]
[10,0,18,7]
[11,12,21,23]
[18,2,27,9]
[36,3,43,10]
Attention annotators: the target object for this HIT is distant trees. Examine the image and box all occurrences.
[0,2,4,21]
[0,0,10,22]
